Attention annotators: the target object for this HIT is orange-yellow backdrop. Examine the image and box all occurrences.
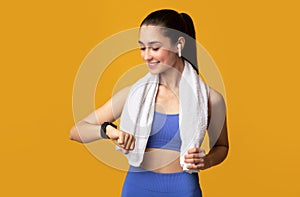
[1,0,299,196]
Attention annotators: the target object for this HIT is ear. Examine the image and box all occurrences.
[177,37,185,51]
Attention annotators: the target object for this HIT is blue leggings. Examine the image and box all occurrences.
[122,166,202,197]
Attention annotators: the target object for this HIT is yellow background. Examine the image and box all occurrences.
[1,0,299,196]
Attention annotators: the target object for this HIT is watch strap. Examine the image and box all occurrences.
[100,122,117,139]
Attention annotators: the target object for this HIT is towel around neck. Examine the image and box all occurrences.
[118,60,209,172]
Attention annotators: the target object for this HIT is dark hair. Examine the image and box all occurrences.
[140,9,198,74]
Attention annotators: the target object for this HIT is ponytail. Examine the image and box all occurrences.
[180,12,198,74]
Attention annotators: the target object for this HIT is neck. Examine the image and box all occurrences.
[159,58,185,89]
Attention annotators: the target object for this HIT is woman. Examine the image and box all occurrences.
[70,9,229,197]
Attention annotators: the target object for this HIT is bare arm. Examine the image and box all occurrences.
[185,88,229,170]
[69,87,130,143]
[205,88,229,168]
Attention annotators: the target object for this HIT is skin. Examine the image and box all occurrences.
[69,25,229,172]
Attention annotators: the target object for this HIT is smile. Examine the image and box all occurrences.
[147,61,159,68]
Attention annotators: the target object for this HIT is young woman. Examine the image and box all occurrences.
[70,9,229,197]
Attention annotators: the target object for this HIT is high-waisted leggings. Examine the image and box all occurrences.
[121,166,202,197]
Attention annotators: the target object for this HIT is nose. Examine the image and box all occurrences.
[143,48,152,61]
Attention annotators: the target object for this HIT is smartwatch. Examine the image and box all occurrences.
[100,122,117,139]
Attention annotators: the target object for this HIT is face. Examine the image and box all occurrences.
[139,25,179,74]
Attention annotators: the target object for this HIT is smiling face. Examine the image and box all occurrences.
[139,25,180,74]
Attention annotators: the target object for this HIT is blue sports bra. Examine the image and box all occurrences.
[146,111,182,151]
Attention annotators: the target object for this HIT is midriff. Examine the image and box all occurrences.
[140,148,183,173]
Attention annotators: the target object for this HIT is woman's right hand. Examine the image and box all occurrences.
[106,125,135,154]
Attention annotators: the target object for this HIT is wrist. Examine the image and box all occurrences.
[204,153,213,170]
[100,122,117,139]
[106,125,116,139]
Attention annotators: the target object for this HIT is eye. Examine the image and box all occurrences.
[140,47,146,51]
[152,47,160,51]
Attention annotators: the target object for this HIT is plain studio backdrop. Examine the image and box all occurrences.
[0,0,299,196]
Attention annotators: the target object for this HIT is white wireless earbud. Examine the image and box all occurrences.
[177,43,182,57]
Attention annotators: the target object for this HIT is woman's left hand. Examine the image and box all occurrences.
[184,148,209,170]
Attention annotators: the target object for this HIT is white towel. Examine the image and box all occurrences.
[119,60,209,173]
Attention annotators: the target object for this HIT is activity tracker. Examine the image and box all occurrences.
[100,122,117,139]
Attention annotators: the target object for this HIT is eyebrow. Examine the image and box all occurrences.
[138,40,162,45]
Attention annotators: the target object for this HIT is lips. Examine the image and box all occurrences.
[147,61,159,69]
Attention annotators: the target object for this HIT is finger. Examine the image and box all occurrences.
[113,139,126,151]
[186,164,198,170]
[199,149,206,157]
[185,158,203,164]
[122,133,129,148]
[199,152,206,158]
[188,147,199,154]
[186,163,205,170]
[126,135,136,150]
[122,148,129,154]
[184,153,202,159]
[125,134,133,150]
[185,158,197,164]
[130,136,135,150]
[118,132,124,145]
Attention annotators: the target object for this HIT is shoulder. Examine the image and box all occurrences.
[111,86,131,101]
[208,87,226,109]
[113,72,153,101]
[130,72,158,90]
[207,87,227,127]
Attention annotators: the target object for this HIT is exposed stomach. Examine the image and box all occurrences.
[140,148,183,173]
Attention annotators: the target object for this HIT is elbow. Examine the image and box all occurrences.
[69,125,83,143]
[221,144,229,163]
[224,145,229,160]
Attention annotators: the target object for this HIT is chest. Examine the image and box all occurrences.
[155,85,179,114]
